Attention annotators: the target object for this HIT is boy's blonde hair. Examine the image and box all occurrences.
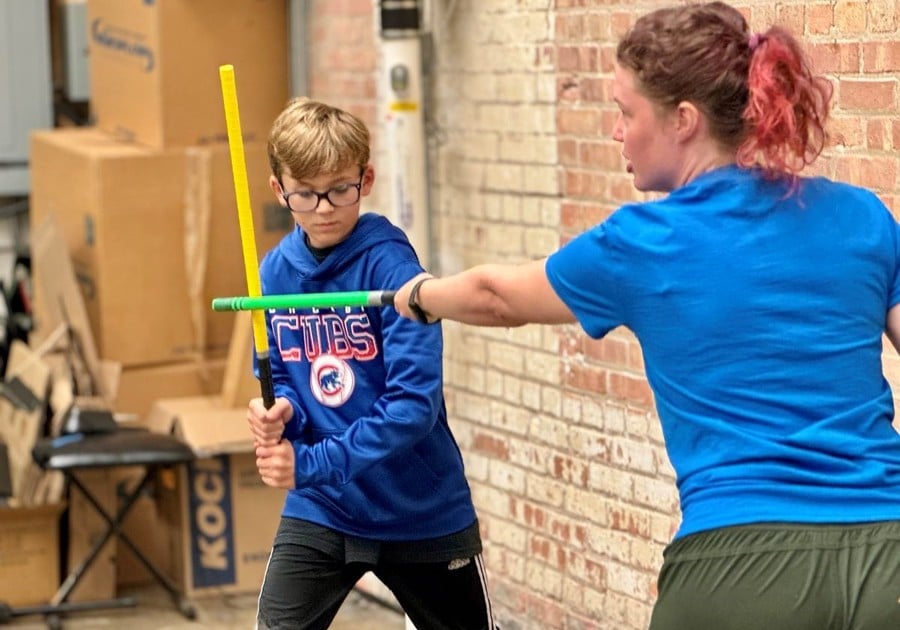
[267,97,370,181]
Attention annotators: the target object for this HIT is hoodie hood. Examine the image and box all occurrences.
[276,213,415,280]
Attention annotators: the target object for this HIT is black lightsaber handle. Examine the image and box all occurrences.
[257,353,276,409]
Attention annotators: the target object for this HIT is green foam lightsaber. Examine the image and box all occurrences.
[212,290,397,312]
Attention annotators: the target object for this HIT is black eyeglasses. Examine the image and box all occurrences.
[280,171,364,213]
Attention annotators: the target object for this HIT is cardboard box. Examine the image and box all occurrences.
[146,397,284,596]
[87,0,288,148]
[29,128,290,367]
[114,359,227,421]
[0,503,65,606]
[67,469,116,602]
[113,466,173,588]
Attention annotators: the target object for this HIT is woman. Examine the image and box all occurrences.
[393,3,900,629]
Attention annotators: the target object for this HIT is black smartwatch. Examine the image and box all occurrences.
[408,277,437,324]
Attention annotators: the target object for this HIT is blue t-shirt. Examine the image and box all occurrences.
[546,165,900,538]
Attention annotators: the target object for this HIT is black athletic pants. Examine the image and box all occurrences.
[256,517,496,630]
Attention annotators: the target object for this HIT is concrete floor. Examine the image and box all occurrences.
[5,583,406,629]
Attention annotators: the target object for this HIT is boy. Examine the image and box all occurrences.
[246,98,495,630]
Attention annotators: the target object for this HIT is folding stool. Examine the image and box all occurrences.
[23,423,196,629]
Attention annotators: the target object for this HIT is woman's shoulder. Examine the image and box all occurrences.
[797,174,890,217]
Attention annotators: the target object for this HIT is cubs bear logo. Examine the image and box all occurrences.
[310,354,355,407]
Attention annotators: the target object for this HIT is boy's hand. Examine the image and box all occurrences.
[247,396,293,447]
[256,441,296,489]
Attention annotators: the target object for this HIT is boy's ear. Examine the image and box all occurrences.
[361,165,375,196]
[269,175,287,207]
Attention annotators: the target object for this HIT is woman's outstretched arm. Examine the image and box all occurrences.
[393,258,576,327]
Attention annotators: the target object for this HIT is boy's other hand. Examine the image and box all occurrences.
[247,396,293,447]
[256,441,296,489]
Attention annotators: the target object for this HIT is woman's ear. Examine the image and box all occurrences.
[674,101,701,143]
[269,174,287,207]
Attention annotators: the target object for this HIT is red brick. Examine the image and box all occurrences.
[583,556,607,587]
[555,14,585,41]
[585,13,609,40]
[552,455,590,485]
[807,4,834,34]
[584,336,628,365]
[564,364,609,395]
[577,46,600,72]
[608,372,655,408]
[867,0,897,33]
[579,77,609,103]
[838,80,896,111]
[834,1,867,33]
[524,594,567,627]
[862,41,900,72]
[558,109,603,135]
[557,45,581,72]
[558,138,579,165]
[775,4,805,34]
[610,11,634,37]
[580,141,624,170]
[607,505,652,537]
[473,432,510,460]
[807,42,861,73]
[827,116,866,148]
[866,119,888,150]
[557,76,581,102]
[559,202,614,232]
[524,503,547,528]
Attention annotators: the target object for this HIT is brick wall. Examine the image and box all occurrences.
[306,1,900,628]
[306,0,386,212]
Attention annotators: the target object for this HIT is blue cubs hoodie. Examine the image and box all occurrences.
[256,213,477,540]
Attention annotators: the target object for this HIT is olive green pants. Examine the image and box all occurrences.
[650,521,900,630]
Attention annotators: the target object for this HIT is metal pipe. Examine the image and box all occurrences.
[379,0,431,270]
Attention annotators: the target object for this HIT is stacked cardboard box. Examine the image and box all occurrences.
[0,340,61,607]
[0,504,65,606]
[88,0,288,148]
[29,129,288,367]
[26,0,293,599]
[32,0,291,368]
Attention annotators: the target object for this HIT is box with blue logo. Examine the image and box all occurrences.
[146,396,284,597]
